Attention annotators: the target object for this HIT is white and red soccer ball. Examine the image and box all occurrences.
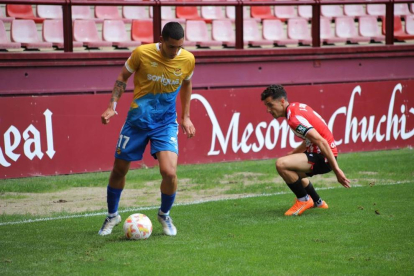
[123,213,153,240]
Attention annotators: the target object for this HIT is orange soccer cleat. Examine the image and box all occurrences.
[284,197,314,216]
[315,200,329,209]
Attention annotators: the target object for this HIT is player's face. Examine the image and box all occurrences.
[263,96,285,118]
[160,37,184,59]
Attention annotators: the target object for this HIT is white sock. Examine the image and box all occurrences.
[298,195,309,202]
[108,212,118,217]
[158,210,169,216]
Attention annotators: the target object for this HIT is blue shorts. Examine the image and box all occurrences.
[114,121,179,161]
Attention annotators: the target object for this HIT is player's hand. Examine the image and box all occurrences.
[101,108,117,125]
[181,117,196,138]
[335,168,351,188]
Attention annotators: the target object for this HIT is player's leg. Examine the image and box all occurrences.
[301,153,333,209]
[155,151,178,236]
[150,123,179,236]
[99,123,148,236]
[98,158,130,236]
[275,153,314,215]
[301,178,328,208]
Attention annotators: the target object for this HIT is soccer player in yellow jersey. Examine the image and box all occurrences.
[98,22,196,236]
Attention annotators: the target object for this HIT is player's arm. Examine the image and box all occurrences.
[305,129,351,188]
[287,141,306,155]
[101,66,133,125]
[180,79,196,138]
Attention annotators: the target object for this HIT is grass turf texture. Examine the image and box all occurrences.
[0,182,413,275]
[0,148,413,275]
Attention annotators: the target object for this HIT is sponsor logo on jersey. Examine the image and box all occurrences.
[295,124,307,135]
[147,74,179,86]
[117,148,121,155]
[173,68,182,76]
[150,61,158,68]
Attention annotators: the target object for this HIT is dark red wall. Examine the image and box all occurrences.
[1,80,413,179]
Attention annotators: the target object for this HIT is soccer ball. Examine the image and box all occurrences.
[123,213,153,240]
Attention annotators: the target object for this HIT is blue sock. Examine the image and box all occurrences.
[107,185,123,216]
[160,192,176,214]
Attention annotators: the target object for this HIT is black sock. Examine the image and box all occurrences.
[287,178,307,199]
[305,182,321,204]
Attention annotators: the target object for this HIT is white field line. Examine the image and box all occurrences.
[0,180,411,226]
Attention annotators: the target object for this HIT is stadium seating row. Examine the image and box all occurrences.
[2,3,414,24]
[1,16,414,51]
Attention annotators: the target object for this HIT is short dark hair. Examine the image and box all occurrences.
[261,84,288,101]
[162,22,184,41]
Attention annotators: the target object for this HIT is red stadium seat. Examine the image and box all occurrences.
[244,19,274,47]
[382,16,414,41]
[11,19,53,49]
[335,16,371,44]
[176,6,203,21]
[262,19,298,46]
[37,5,62,19]
[298,5,312,20]
[366,4,385,17]
[73,20,113,48]
[251,5,277,20]
[0,20,21,50]
[343,5,366,18]
[359,16,384,42]
[211,19,236,47]
[131,19,154,44]
[320,17,347,44]
[274,6,297,20]
[95,6,131,24]
[287,18,312,45]
[103,20,141,49]
[6,5,44,23]
[185,20,221,47]
[122,6,149,20]
[321,5,343,20]
[42,19,83,49]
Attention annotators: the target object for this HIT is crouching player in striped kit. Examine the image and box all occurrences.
[99,22,196,236]
[261,84,351,216]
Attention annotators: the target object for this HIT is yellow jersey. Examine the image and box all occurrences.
[124,43,195,129]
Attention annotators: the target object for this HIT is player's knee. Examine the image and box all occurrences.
[160,168,177,182]
[112,165,128,179]
[275,158,287,173]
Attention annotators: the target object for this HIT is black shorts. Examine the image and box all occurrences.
[305,152,336,177]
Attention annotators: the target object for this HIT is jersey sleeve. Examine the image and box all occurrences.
[288,107,314,137]
[125,47,141,73]
[184,54,195,81]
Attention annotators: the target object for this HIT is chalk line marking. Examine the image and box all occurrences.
[0,181,411,226]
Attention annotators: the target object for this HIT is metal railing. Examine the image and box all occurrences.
[1,0,413,52]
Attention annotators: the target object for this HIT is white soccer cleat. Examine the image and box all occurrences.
[98,215,121,236]
[157,214,177,236]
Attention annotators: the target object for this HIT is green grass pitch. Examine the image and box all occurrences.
[0,149,413,275]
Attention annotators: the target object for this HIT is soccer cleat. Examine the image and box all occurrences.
[157,214,177,236]
[98,215,121,236]
[315,200,329,209]
[284,197,314,216]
